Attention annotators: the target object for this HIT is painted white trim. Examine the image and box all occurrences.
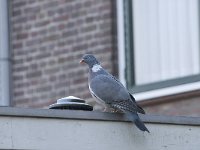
[0,0,10,106]
[116,0,126,86]
[134,81,200,101]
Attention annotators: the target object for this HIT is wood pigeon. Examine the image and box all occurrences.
[80,54,149,132]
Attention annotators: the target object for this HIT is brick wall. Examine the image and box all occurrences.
[10,0,118,109]
[143,98,200,117]
[139,90,200,117]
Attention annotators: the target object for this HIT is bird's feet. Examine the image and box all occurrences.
[103,107,122,113]
[103,107,110,112]
[110,108,119,113]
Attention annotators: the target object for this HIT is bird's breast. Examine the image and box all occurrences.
[89,83,106,105]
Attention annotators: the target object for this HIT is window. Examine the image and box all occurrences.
[119,0,200,99]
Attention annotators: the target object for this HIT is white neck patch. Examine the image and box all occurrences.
[92,64,102,72]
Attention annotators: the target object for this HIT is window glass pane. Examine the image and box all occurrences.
[132,0,200,85]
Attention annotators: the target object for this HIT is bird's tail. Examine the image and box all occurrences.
[130,113,150,133]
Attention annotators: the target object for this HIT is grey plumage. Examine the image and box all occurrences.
[80,54,149,132]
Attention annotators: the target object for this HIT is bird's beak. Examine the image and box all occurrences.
[79,59,85,64]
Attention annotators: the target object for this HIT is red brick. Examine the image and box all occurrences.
[13,65,28,72]
[24,6,41,14]
[35,52,51,60]
[35,20,50,27]
[12,9,21,16]
[16,33,28,40]
[13,1,27,8]
[43,1,58,9]
[14,82,30,88]
[10,0,117,109]
[53,15,69,22]
[13,74,23,81]
[26,71,42,78]
[44,67,60,74]
[13,42,23,49]
[26,39,41,47]
[14,90,24,97]
[14,16,27,24]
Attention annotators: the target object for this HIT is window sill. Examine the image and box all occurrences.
[133,81,200,101]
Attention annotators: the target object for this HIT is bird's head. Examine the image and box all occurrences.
[80,54,100,68]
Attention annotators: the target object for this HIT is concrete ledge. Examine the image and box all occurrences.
[0,107,200,125]
[0,107,200,149]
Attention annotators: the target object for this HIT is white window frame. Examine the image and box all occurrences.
[116,0,200,101]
